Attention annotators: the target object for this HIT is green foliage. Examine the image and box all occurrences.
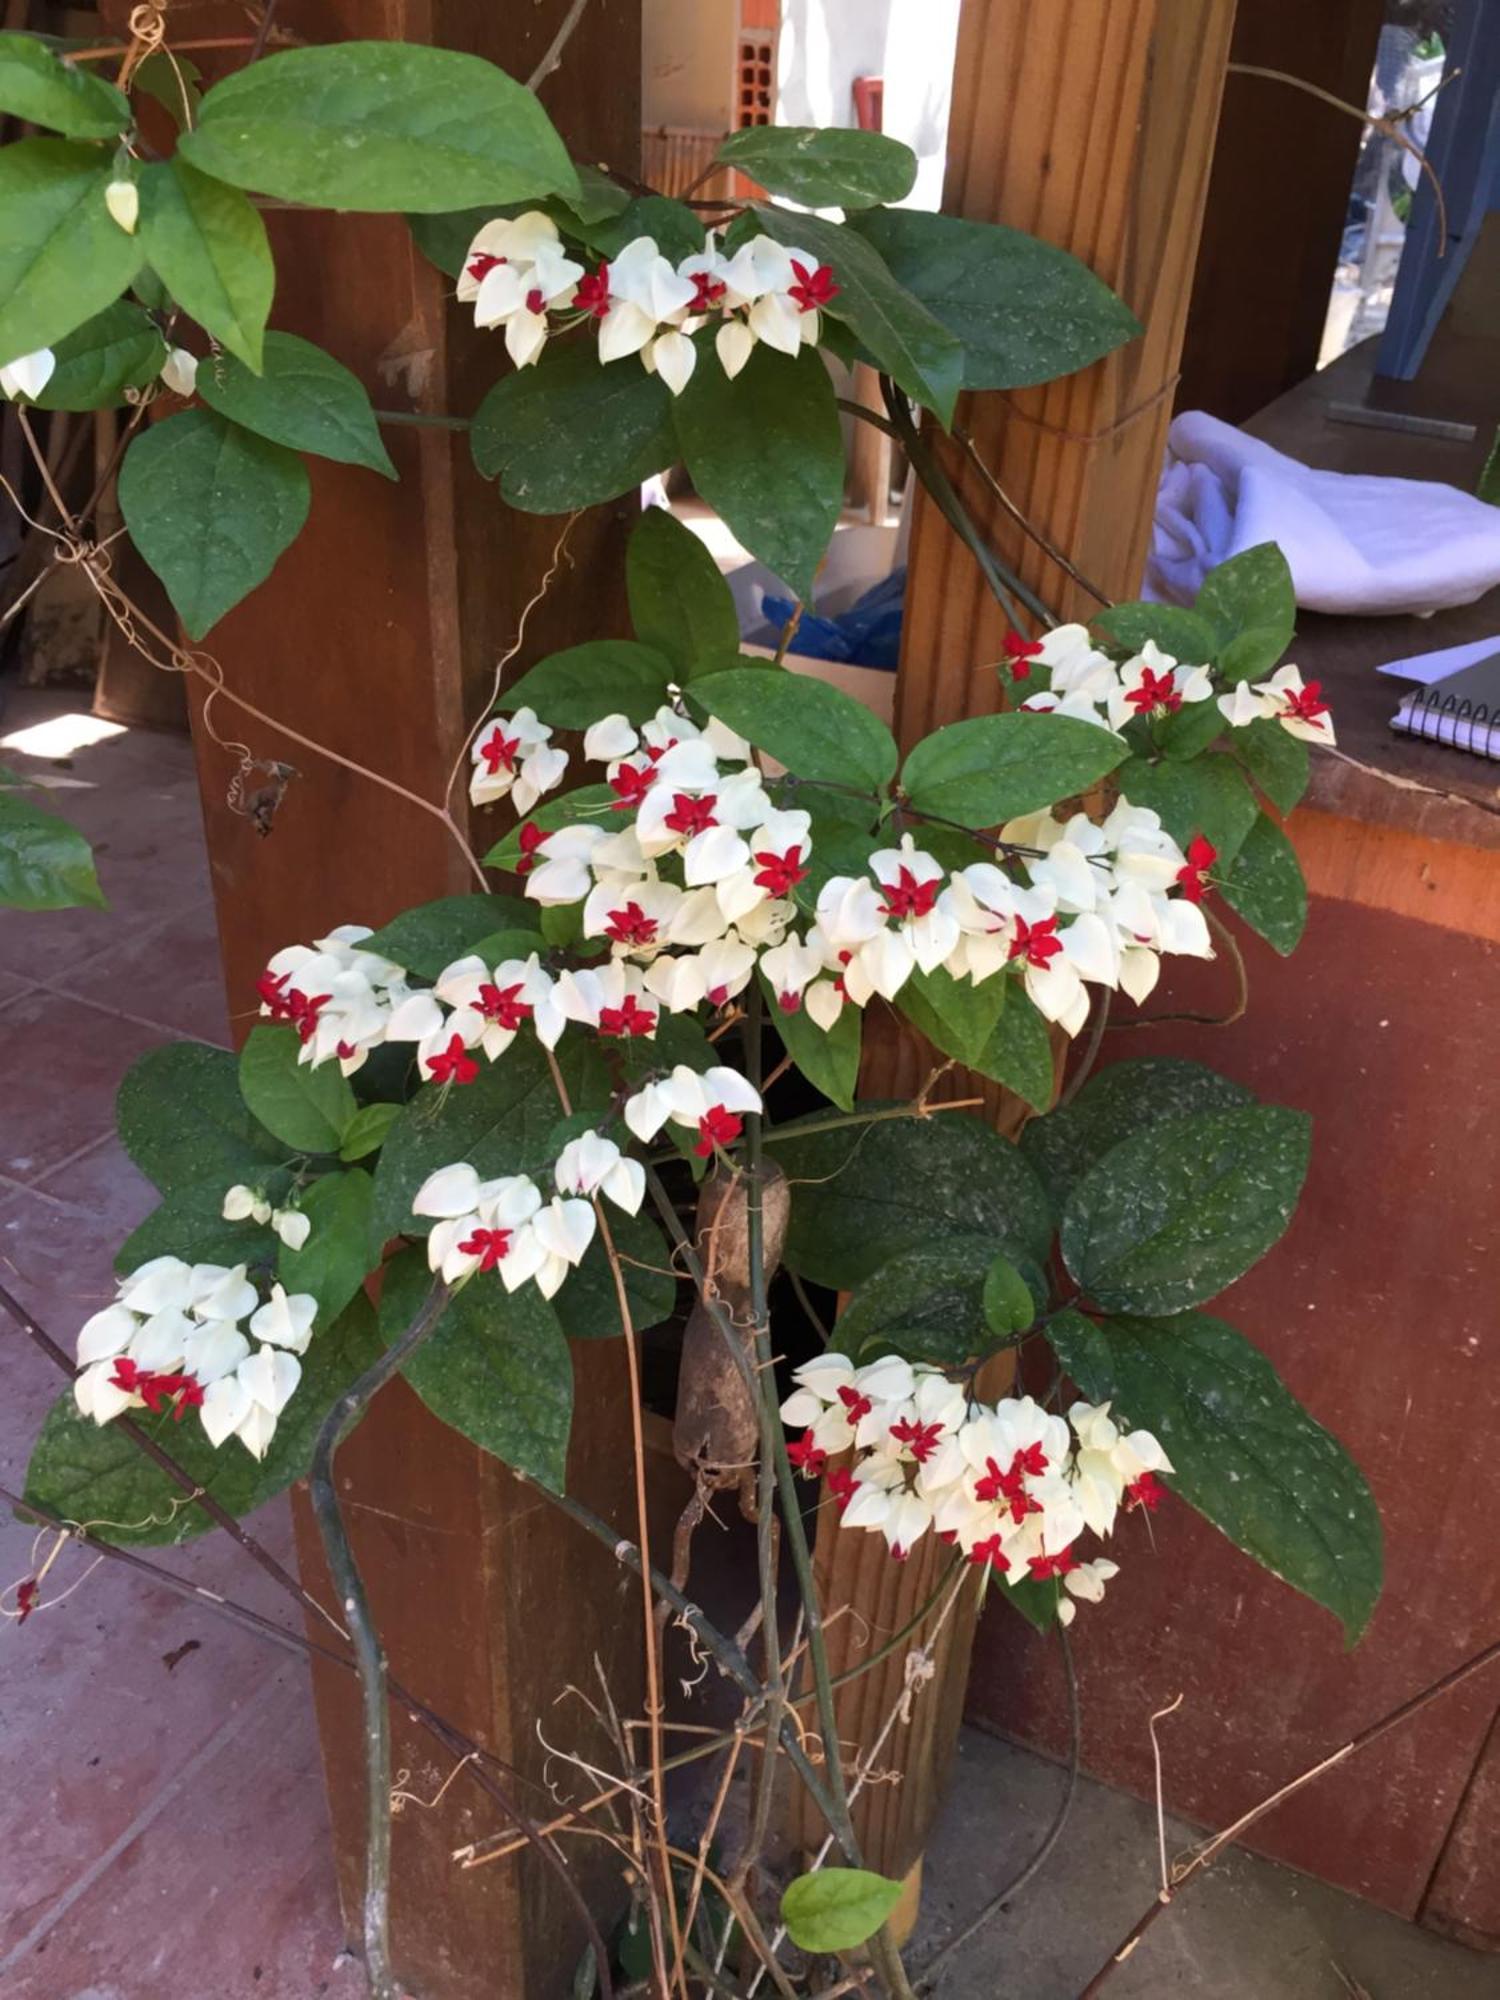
[22,1294,384,1546]
[30,299,165,411]
[900,711,1126,827]
[1194,543,1296,683]
[180,41,580,213]
[763,976,861,1112]
[0,779,103,909]
[1094,601,1217,665]
[1059,1104,1310,1314]
[117,408,309,638]
[967,989,1056,1114]
[753,206,963,426]
[370,1037,605,1250]
[896,964,1006,1071]
[1019,1057,1250,1212]
[780,1868,903,1953]
[360,892,531,979]
[0,34,131,138]
[553,1210,679,1340]
[195,331,395,478]
[279,1169,375,1328]
[717,127,916,208]
[1115,752,1257,867]
[117,1181,280,1274]
[471,339,675,511]
[0,138,143,362]
[383,1247,573,1490]
[626,508,740,675]
[672,343,844,602]
[1217,812,1307,955]
[136,157,274,371]
[847,207,1140,390]
[1237,716,1309,816]
[338,1101,403,1164]
[484,794,615,871]
[983,1254,1038,1337]
[501,640,676,730]
[591,193,705,263]
[691,666,898,793]
[832,1238,999,1366]
[1047,1308,1382,1639]
[768,1104,1052,1290]
[116,1041,284,1194]
[238,1025,358,1154]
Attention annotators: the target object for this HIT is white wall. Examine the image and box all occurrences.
[643,0,739,131]
[776,0,892,129]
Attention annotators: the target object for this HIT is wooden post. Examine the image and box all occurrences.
[794,0,1239,1896]
[164,6,645,1994]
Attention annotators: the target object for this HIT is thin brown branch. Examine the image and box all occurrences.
[951,428,1116,611]
[526,0,592,92]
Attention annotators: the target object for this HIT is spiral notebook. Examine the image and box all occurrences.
[1390,652,1500,761]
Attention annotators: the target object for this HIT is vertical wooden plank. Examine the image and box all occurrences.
[152,6,647,1993]
[795,0,1238,1889]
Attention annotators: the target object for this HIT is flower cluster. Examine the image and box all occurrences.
[222,1183,310,1250]
[256,923,419,1077]
[1017,624,1335,746]
[781,1353,1171,1619]
[468,705,568,814]
[458,212,838,396]
[73,1258,319,1459]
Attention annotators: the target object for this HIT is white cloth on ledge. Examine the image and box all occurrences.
[1145,410,1500,618]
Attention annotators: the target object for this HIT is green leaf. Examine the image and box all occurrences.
[359,892,530,980]
[0,138,143,362]
[370,1037,606,1250]
[1094,601,1218,665]
[0,786,103,908]
[1116,752,1258,867]
[691,666,898,793]
[996,1573,1063,1630]
[22,1293,384,1546]
[983,1254,1037,1338]
[768,1102,1052,1290]
[117,408,309,639]
[901,711,1126,827]
[1047,1308,1381,1640]
[796,786,880,898]
[968,990,1055,1115]
[833,1238,1000,1366]
[338,1101,403,1163]
[717,127,916,209]
[553,1208,678,1340]
[846,207,1140,391]
[1237,716,1309,815]
[1194,543,1295,682]
[591,193,705,263]
[382,1247,573,1490]
[195,330,395,477]
[781,1869,903,1954]
[896,963,1006,1070]
[238,1025,357,1155]
[763,974,861,1112]
[117,1041,284,1195]
[1153,692,1227,763]
[1217,811,1307,956]
[753,205,963,426]
[501,639,676,731]
[1019,1056,1250,1212]
[1060,1104,1311,1314]
[181,41,580,213]
[472,338,675,511]
[279,1169,374,1328]
[117,1181,282,1276]
[626,508,739,674]
[137,157,273,371]
[31,299,165,411]
[130,49,202,129]
[0,34,131,137]
[672,343,843,603]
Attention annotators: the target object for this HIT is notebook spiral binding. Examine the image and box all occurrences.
[1394,684,1500,761]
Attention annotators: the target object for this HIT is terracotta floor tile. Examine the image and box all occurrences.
[52,902,232,1045]
[0,994,165,1184]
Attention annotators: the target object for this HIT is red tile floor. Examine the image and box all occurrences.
[0,690,363,1998]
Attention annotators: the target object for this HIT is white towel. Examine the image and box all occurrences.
[1145,410,1500,618]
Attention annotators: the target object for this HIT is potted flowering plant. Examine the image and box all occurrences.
[1,25,1376,1998]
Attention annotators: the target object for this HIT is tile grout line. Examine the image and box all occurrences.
[24,977,231,1046]
[0,1669,291,1976]
[0,1130,120,1207]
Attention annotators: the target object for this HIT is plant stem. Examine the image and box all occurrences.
[307,1280,451,2000]
[763,1097,985,1146]
[373,408,472,430]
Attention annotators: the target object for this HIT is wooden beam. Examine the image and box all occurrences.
[801,0,1239,1891]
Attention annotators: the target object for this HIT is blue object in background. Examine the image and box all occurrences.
[761,567,906,672]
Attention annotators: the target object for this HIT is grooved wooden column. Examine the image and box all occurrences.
[149,5,645,1994]
[794,0,1239,1893]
